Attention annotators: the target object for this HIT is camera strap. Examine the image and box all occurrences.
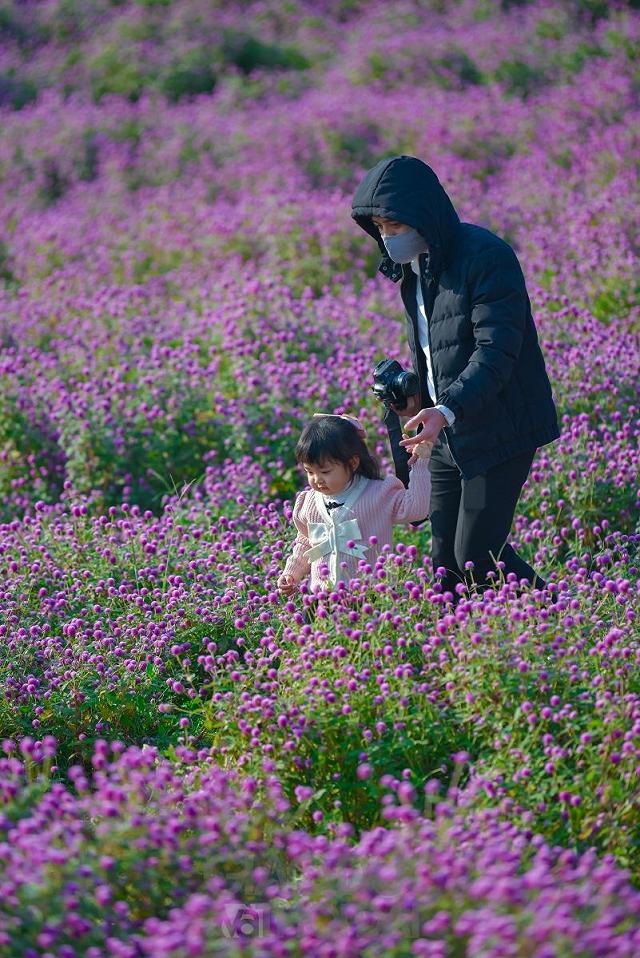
[383,407,410,488]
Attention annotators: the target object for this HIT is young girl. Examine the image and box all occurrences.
[277,414,432,594]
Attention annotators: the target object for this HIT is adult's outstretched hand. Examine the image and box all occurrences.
[399,407,448,451]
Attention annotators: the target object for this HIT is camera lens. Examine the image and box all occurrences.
[396,370,419,397]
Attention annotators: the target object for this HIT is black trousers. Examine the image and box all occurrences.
[428,436,544,598]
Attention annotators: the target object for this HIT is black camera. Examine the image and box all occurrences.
[372,359,419,411]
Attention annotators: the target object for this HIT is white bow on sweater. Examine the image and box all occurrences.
[304,475,370,584]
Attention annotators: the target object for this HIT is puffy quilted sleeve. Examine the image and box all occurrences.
[439,244,527,421]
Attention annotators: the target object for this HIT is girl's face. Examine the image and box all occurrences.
[303,457,359,496]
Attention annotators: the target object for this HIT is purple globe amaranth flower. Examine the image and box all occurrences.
[0,1,638,949]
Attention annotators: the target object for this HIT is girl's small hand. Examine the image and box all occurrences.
[277,573,298,596]
[407,438,433,466]
[414,439,434,460]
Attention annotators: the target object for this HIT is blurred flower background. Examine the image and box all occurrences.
[0,0,639,954]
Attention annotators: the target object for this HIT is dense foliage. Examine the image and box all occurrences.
[0,0,638,954]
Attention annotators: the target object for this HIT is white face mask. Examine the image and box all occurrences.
[381,227,429,264]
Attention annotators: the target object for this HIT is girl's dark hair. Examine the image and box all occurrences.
[295,416,382,481]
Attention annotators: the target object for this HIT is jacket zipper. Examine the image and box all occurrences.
[417,266,462,471]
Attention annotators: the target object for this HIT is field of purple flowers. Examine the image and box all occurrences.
[0,0,639,954]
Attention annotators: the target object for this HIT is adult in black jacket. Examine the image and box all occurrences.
[352,155,559,598]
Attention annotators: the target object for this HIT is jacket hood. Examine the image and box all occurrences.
[351,155,461,279]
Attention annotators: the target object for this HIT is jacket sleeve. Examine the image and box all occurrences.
[282,492,312,582]
[384,459,432,524]
[438,245,527,422]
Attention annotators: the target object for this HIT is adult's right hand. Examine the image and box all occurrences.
[399,407,448,450]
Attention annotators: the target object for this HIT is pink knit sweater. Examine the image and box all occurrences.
[282,459,431,590]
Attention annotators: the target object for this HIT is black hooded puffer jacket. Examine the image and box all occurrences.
[352,155,559,479]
